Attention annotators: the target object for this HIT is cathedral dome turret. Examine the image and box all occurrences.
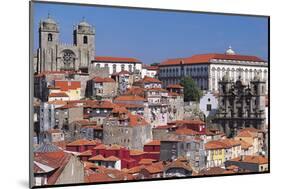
[76,18,94,34]
[78,20,90,27]
[225,46,236,55]
[43,17,57,25]
[41,14,58,32]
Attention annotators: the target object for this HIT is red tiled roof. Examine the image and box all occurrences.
[54,80,81,91]
[145,140,160,146]
[89,154,105,161]
[130,149,146,156]
[230,155,268,164]
[78,150,92,156]
[205,139,241,150]
[236,130,256,138]
[66,139,99,146]
[93,144,107,150]
[34,151,71,185]
[114,95,145,101]
[160,53,266,66]
[175,128,200,135]
[143,65,159,70]
[237,140,252,150]
[165,159,192,172]
[112,106,129,114]
[198,167,226,176]
[105,156,120,161]
[126,165,145,174]
[95,56,141,63]
[47,100,67,106]
[128,113,149,127]
[92,77,115,83]
[142,76,162,83]
[115,103,144,109]
[139,158,157,165]
[49,92,69,97]
[167,84,184,89]
[143,162,164,174]
[125,87,145,97]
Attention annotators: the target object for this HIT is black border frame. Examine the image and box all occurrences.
[29,1,270,188]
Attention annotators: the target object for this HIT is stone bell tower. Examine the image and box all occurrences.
[73,18,95,71]
[37,14,59,72]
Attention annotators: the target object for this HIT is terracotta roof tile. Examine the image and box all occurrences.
[144,140,160,146]
[66,139,100,146]
[236,130,256,137]
[92,77,115,83]
[139,158,157,165]
[49,92,69,97]
[160,53,266,66]
[89,154,105,161]
[230,155,268,164]
[115,95,145,101]
[167,84,183,89]
[175,128,200,135]
[54,80,81,91]
[78,150,92,156]
[95,56,141,63]
[142,76,162,83]
[130,149,146,156]
[165,159,192,172]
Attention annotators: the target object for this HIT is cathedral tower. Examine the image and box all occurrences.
[73,18,95,71]
[38,14,59,72]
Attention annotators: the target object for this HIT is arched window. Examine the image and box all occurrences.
[83,36,88,44]
[48,33,53,41]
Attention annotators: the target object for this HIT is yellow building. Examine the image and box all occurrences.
[48,80,81,101]
[205,141,227,168]
[205,139,241,168]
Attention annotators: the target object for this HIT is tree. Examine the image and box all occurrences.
[150,62,159,66]
[180,76,203,102]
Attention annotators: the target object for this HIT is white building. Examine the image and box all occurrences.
[199,92,218,118]
[141,65,158,78]
[92,56,142,75]
[158,47,268,93]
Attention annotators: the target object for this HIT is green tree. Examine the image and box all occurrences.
[180,76,203,102]
[150,62,159,66]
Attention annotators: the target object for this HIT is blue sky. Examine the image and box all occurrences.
[33,2,268,64]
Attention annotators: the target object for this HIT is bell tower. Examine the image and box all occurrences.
[73,17,95,71]
[38,14,59,72]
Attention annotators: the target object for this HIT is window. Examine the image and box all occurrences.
[105,64,108,68]
[96,63,100,68]
[113,65,117,73]
[121,64,125,71]
[48,33,53,41]
[207,104,212,111]
[83,36,88,44]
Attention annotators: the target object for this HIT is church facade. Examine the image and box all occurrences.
[214,75,266,137]
[34,16,95,73]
